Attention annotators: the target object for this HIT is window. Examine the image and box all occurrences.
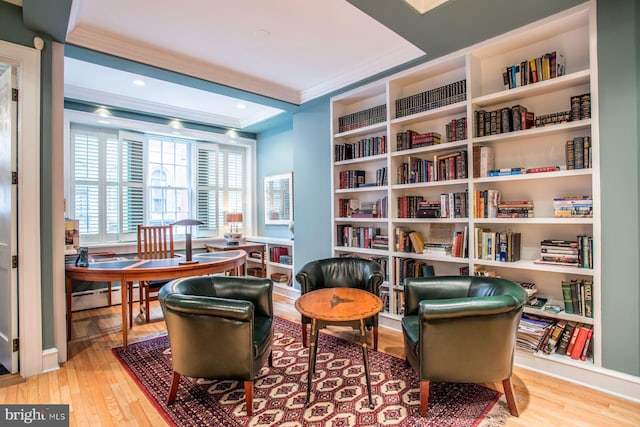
[69,124,249,243]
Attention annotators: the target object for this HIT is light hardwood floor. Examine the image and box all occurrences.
[1,294,639,426]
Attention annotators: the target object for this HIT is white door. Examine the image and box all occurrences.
[0,63,18,373]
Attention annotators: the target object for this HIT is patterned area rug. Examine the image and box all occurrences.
[113,316,509,426]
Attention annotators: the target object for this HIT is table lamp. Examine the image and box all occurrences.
[174,219,203,264]
[224,212,243,245]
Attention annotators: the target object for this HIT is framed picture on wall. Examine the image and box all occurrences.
[264,172,293,225]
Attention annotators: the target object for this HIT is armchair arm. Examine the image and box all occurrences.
[162,294,253,322]
[295,262,325,294]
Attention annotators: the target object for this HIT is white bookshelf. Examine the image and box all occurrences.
[245,236,297,299]
[328,1,628,396]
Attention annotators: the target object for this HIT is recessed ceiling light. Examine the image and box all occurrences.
[95,107,111,117]
[133,79,145,87]
[236,103,246,109]
[227,130,237,139]
[403,0,450,14]
[169,119,182,129]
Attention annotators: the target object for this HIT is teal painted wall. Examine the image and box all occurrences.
[597,0,640,376]
[0,1,56,350]
[291,100,333,274]
[256,119,294,239]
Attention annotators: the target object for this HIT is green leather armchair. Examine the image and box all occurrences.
[158,275,274,416]
[295,257,385,350]
[402,276,527,417]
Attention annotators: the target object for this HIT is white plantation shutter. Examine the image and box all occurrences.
[196,143,246,237]
[70,125,119,243]
[69,124,249,243]
[119,132,145,239]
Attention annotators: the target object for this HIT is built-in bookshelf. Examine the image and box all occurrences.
[330,2,601,389]
[245,237,296,299]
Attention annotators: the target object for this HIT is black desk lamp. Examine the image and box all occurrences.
[174,219,203,264]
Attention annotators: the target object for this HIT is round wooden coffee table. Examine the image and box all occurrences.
[295,287,383,409]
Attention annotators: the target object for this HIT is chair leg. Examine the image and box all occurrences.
[302,323,308,347]
[145,286,151,323]
[128,282,133,327]
[107,282,112,306]
[138,282,145,321]
[244,380,253,416]
[372,326,379,352]
[268,351,273,367]
[502,377,520,417]
[167,371,181,404]
[420,380,430,417]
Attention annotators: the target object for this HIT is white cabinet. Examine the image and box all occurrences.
[330,2,600,383]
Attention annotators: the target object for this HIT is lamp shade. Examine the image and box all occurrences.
[174,219,204,227]
[225,212,243,223]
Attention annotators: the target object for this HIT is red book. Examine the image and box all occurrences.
[580,328,594,361]
[570,326,591,359]
[565,324,582,356]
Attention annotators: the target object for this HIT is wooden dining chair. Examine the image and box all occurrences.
[135,224,176,323]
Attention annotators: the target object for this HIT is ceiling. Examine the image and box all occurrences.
[7,0,586,132]
[61,0,425,130]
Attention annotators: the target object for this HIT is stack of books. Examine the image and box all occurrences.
[497,200,534,218]
[270,272,289,284]
[536,239,579,266]
[553,195,593,217]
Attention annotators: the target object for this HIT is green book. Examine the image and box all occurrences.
[561,281,574,314]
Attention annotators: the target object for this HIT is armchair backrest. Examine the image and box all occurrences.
[295,257,384,295]
[158,275,273,380]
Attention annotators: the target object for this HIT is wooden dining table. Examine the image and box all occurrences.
[65,250,246,349]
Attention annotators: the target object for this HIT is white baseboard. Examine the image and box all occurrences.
[41,348,60,373]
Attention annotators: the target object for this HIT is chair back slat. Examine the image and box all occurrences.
[137,225,174,260]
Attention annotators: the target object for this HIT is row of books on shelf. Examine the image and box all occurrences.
[445,117,467,142]
[338,168,388,189]
[474,93,590,138]
[474,228,521,262]
[570,93,591,121]
[473,189,534,219]
[338,197,388,218]
[336,225,388,250]
[474,105,534,137]
[269,246,290,264]
[334,135,387,162]
[396,130,442,151]
[395,226,468,258]
[566,136,592,169]
[337,104,386,133]
[395,79,467,119]
[534,236,593,268]
[503,51,565,89]
[553,195,592,217]
[517,314,593,362]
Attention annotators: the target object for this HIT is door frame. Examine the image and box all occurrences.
[0,40,43,377]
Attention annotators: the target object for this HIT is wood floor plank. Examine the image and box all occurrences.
[0,294,638,426]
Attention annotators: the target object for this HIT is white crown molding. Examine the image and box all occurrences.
[299,44,423,103]
[66,24,303,105]
[66,21,423,107]
[65,84,248,128]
